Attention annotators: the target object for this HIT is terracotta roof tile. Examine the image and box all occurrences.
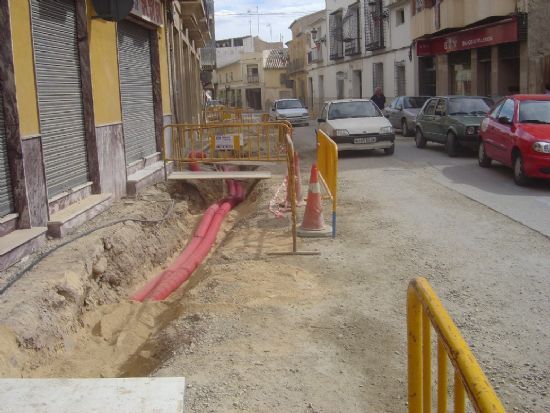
[264,49,289,69]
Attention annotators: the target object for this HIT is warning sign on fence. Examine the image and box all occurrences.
[215,135,234,150]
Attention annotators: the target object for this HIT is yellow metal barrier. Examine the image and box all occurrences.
[407,277,506,413]
[162,122,292,169]
[162,121,306,254]
[203,107,260,124]
[316,129,338,238]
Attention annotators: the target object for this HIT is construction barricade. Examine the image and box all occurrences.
[203,107,260,124]
[407,277,506,413]
[162,121,304,254]
[162,122,291,167]
[316,129,338,238]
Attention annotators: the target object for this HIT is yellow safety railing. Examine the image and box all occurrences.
[407,277,506,413]
[162,122,292,169]
[203,107,260,124]
[162,121,300,253]
[316,129,338,238]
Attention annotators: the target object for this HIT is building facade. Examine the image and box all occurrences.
[214,36,288,110]
[0,0,211,270]
[216,49,293,110]
[411,0,550,97]
[299,0,416,116]
[287,11,326,106]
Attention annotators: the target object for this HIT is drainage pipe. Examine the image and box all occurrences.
[130,203,220,302]
[132,180,245,302]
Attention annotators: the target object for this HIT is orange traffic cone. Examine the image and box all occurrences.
[298,164,332,238]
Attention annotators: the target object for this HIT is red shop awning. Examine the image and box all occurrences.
[416,17,518,57]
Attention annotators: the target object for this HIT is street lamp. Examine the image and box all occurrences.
[310,28,318,41]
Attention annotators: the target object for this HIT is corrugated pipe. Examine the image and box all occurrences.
[131,178,245,302]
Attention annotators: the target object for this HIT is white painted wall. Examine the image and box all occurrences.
[303,0,418,112]
[216,37,255,68]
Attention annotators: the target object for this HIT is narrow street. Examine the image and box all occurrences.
[149,125,550,412]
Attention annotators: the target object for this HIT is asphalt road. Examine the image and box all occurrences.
[293,125,550,238]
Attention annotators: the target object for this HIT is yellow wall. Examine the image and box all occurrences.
[158,26,171,115]
[9,0,39,137]
[87,1,122,125]
[263,69,282,89]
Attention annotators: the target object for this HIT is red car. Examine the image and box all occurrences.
[478,94,550,185]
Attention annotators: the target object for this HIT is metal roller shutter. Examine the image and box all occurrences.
[117,20,157,164]
[31,0,88,198]
[0,85,14,217]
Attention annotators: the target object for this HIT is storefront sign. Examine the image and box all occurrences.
[416,18,518,56]
[131,0,163,26]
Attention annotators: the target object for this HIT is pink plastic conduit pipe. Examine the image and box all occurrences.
[131,178,244,301]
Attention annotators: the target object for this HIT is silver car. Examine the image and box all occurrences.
[384,96,430,136]
[269,99,309,126]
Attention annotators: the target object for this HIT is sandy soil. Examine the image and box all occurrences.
[0,139,549,413]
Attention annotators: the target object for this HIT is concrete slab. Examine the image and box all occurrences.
[168,170,272,180]
[0,377,185,413]
[0,227,47,271]
[127,161,166,196]
[47,194,113,238]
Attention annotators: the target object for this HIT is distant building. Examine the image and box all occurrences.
[287,11,326,109]
[216,49,293,110]
[214,36,289,110]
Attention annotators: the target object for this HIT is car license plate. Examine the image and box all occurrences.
[354,137,376,144]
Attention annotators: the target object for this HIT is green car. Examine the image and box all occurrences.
[415,96,494,157]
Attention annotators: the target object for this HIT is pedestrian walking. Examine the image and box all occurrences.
[371,87,386,110]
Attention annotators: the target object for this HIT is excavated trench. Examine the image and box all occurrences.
[0,177,265,379]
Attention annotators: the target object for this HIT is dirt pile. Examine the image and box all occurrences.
[0,180,244,377]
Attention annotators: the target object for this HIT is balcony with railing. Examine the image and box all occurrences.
[364,0,385,51]
[200,41,216,70]
[247,74,259,83]
[344,3,361,56]
[307,46,323,64]
[329,11,344,60]
[288,58,305,74]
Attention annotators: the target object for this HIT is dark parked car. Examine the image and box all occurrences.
[478,94,550,186]
[415,96,493,157]
[384,96,430,136]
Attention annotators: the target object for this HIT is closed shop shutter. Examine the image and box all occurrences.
[0,85,14,217]
[117,20,157,164]
[31,0,88,198]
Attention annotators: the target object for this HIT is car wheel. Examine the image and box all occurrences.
[513,153,529,186]
[445,132,459,157]
[415,128,426,148]
[384,145,395,155]
[478,140,492,167]
[401,119,409,137]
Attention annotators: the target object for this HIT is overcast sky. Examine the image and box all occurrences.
[214,0,324,45]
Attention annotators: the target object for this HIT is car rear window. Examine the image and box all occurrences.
[448,98,493,116]
[328,101,381,120]
[403,97,429,109]
[518,100,550,124]
[276,100,303,109]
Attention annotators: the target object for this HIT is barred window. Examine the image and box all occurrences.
[372,62,384,94]
[329,10,344,60]
[343,3,361,56]
[395,61,406,97]
[364,0,385,51]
